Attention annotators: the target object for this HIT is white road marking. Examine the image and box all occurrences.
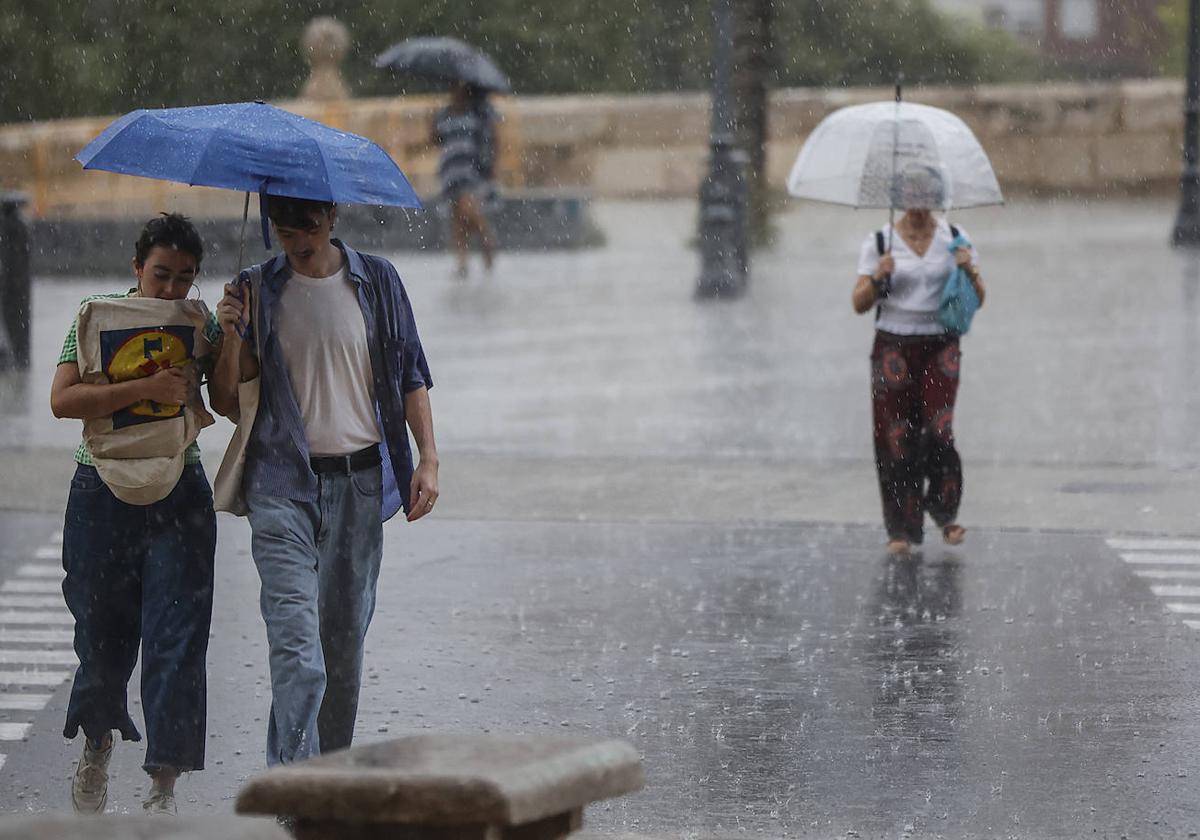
[1150,584,1200,599]
[0,693,51,711]
[1,581,62,594]
[0,650,78,666]
[1120,552,1200,565]
[0,595,66,610]
[0,723,31,740]
[0,671,73,686]
[33,547,60,562]
[0,611,74,626]
[0,629,73,644]
[1108,538,1200,551]
[0,755,6,771]
[1185,620,1200,631]
[1164,602,1200,614]
[1133,569,1200,580]
[15,565,63,579]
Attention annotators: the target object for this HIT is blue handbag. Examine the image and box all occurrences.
[938,231,979,335]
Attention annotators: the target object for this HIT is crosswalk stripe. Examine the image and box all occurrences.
[1108,538,1200,551]
[0,723,31,740]
[33,547,59,562]
[0,595,66,610]
[1150,584,1200,599]
[1185,620,1200,631]
[0,611,74,626]
[0,693,51,711]
[1133,569,1200,580]
[15,565,63,579]
[1120,552,1200,565]
[0,650,78,666]
[1164,602,1200,615]
[0,629,73,644]
[0,671,72,686]
[0,755,6,770]
[1,581,63,594]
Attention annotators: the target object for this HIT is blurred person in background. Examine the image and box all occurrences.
[431,81,499,278]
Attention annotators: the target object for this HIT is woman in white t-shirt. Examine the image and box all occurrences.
[851,165,986,556]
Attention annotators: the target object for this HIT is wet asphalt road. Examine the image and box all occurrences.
[0,511,1198,838]
[3,197,1200,837]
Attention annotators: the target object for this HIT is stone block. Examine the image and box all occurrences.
[1028,136,1096,190]
[607,93,708,146]
[1095,132,1177,186]
[1118,79,1185,132]
[591,147,670,196]
[235,734,643,840]
[0,814,288,839]
[663,145,709,195]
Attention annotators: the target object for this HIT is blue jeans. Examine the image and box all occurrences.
[247,464,384,765]
[62,464,215,773]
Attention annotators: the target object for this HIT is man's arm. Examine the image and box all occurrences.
[209,281,260,418]
[403,385,439,522]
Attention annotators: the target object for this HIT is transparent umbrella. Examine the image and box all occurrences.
[786,99,1003,214]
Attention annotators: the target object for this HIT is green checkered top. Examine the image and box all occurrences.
[58,290,222,466]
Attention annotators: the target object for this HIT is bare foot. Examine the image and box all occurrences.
[943,524,966,545]
[886,538,912,556]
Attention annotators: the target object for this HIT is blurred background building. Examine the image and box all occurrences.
[932,0,1167,76]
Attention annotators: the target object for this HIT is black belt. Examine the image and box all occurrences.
[309,445,381,475]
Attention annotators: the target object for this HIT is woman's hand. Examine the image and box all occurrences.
[954,247,973,268]
[141,367,189,407]
[874,253,895,279]
[216,282,247,338]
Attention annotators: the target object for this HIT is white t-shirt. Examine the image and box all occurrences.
[857,219,980,336]
[274,264,382,457]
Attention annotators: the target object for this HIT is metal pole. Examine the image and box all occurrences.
[695,0,749,299]
[1173,0,1200,247]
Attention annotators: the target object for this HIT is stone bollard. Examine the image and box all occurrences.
[0,814,289,839]
[235,733,644,840]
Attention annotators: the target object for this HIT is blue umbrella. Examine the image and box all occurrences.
[75,101,422,254]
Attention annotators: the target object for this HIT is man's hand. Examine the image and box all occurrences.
[141,367,189,407]
[407,460,439,522]
[217,281,248,338]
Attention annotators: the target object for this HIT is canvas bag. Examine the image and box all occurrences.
[213,267,262,516]
[75,296,216,505]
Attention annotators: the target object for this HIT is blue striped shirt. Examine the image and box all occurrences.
[244,241,433,521]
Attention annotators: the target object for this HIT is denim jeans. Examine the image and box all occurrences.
[62,464,215,773]
[246,463,384,766]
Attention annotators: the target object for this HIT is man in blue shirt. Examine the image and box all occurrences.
[211,195,437,765]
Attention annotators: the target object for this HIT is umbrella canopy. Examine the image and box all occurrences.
[786,101,1003,211]
[76,101,422,209]
[375,37,511,93]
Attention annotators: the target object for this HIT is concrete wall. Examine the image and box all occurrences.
[0,78,1184,218]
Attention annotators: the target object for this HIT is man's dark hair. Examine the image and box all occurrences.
[134,212,204,268]
[266,195,335,230]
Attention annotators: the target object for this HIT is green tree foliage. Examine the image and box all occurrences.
[1156,0,1188,76]
[0,0,1040,124]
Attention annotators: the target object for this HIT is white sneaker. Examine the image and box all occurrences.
[143,790,177,816]
[71,735,112,814]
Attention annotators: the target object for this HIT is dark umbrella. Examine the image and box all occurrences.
[374,37,511,93]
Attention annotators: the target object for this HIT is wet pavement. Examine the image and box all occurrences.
[0,514,1197,837]
[1,197,1200,836]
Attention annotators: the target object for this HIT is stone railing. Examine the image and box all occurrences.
[0,78,1185,219]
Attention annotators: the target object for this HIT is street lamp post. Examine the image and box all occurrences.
[695,0,749,299]
[1173,0,1200,247]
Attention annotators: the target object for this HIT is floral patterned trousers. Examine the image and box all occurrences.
[870,331,963,544]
